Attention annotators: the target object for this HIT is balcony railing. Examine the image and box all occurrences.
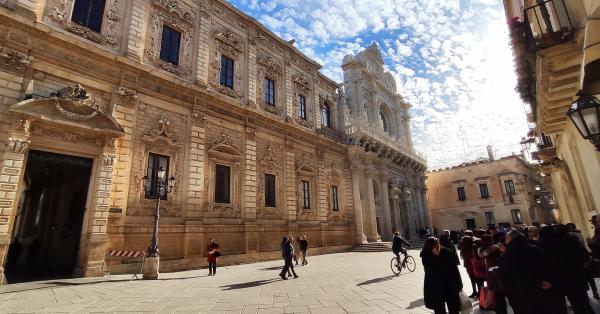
[345,120,427,165]
[524,0,574,50]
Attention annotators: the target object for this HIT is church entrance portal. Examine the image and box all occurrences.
[5,150,92,283]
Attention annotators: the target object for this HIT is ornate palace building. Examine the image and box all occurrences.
[0,0,427,282]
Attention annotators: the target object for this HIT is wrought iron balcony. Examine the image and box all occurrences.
[524,0,574,50]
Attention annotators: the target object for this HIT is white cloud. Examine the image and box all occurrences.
[233,0,527,169]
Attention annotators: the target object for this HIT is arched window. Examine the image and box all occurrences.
[380,111,388,132]
[321,104,331,128]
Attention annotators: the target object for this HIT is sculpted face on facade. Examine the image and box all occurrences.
[0,0,430,282]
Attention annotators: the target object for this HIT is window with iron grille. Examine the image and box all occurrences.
[504,180,515,194]
[215,164,231,203]
[485,211,495,225]
[71,0,106,33]
[479,183,490,198]
[301,180,310,209]
[298,95,306,120]
[457,186,466,201]
[220,56,234,89]
[145,153,170,200]
[264,78,275,106]
[511,209,523,224]
[331,185,339,211]
[265,174,276,207]
[159,25,181,65]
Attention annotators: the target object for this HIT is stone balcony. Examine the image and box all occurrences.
[345,119,426,170]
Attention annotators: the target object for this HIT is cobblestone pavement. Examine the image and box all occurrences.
[1,250,599,313]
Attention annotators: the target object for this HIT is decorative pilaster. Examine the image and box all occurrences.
[350,160,367,244]
[285,140,297,220]
[185,107,207,218]
[243,125,257,221]
[0,118,31,284]
[364,165,381,242]
[126,0,149,62]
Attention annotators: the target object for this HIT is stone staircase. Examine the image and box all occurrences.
[350,238,426,252]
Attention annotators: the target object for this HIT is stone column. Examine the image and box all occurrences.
[350,161,367,244]
[0,118,30,285]
[378,174,393,241]
[364,166,381,242]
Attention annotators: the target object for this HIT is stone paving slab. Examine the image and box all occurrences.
[1,250,600,313]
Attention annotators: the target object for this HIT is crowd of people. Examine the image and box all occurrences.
[418,220,600,314]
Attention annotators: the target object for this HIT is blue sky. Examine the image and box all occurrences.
[229,0,529,169]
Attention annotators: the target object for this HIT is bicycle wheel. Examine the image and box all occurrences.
[390,257,402,275]
[404,255,416,272]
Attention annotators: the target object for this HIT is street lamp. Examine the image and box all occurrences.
[566,91,600,151]
[142,166,176,269]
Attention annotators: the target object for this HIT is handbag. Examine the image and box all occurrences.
[458,291,472,312]
[213,251,221,258]
[479,285,495,310]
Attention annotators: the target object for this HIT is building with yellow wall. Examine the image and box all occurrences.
[503,0,600,238]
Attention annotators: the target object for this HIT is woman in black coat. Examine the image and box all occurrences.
[421,237,464,314]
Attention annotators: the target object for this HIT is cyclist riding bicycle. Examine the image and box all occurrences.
[392,232,411,265]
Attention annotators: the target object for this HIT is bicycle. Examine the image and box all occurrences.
[391,252,416,275]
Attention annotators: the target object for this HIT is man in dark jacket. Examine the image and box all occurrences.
[440,229,459,265]
[392,232,411,265]
[499,229,547,314]
[299,235,308,266]
[279,237,298,280]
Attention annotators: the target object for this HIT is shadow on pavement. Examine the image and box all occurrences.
[220,279,279,290]
[258,266,284,271]
[406,298,424,309]
[0,278,131,294]
[356,275,398,286]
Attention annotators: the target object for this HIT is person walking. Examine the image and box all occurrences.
[207,238,220,276]
[279,236,298,280]
[421,237,463,314]
[460,233,479,298]
[479,234,507,314]
[440,230,459,265]
[299,235,309,266]
[498,229,546,314]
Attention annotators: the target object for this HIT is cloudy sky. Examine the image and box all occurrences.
[230,0,530,169]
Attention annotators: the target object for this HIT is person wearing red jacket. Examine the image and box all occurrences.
[207,238,220,276]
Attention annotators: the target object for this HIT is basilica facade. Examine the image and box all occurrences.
[0,0,427,282]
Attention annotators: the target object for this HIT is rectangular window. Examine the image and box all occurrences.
[485,211,495,225]
[301,180,310,209]
[264,174,276,207]
[71,0,106,33]
[220,56,234,89]
[215,164,231,203]
[145,153,170,200]
[331,185,339,211]
[479,183,490,198]
[511,209,523,224]
[298,95,306,120]
[159,25,181,65]
[504,180,515,194]
[457,186,466,201]
[264,78,275,106]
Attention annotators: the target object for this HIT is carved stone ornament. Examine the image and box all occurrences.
[261,143,278,172]
[144,113,179,144]
[8,138,30,153]
[293,73,310,93]
[30,125,104,147]
[117,86,137,101]
[54,99,98,120]
[103,153,116,167]
[0,45,31,70]
[153,0,195,24]
[295,153,315,174]
[45,0,121,48]
[54,84,90,101]
[257,55,282,78]
[12,118,31,134]
[245,125,256,141]
[214,29,244,58]
[208,131,238,150]
[191,109,207,124]
[0,0,15,10]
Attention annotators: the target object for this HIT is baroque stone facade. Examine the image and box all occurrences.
[0,0,427,282]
